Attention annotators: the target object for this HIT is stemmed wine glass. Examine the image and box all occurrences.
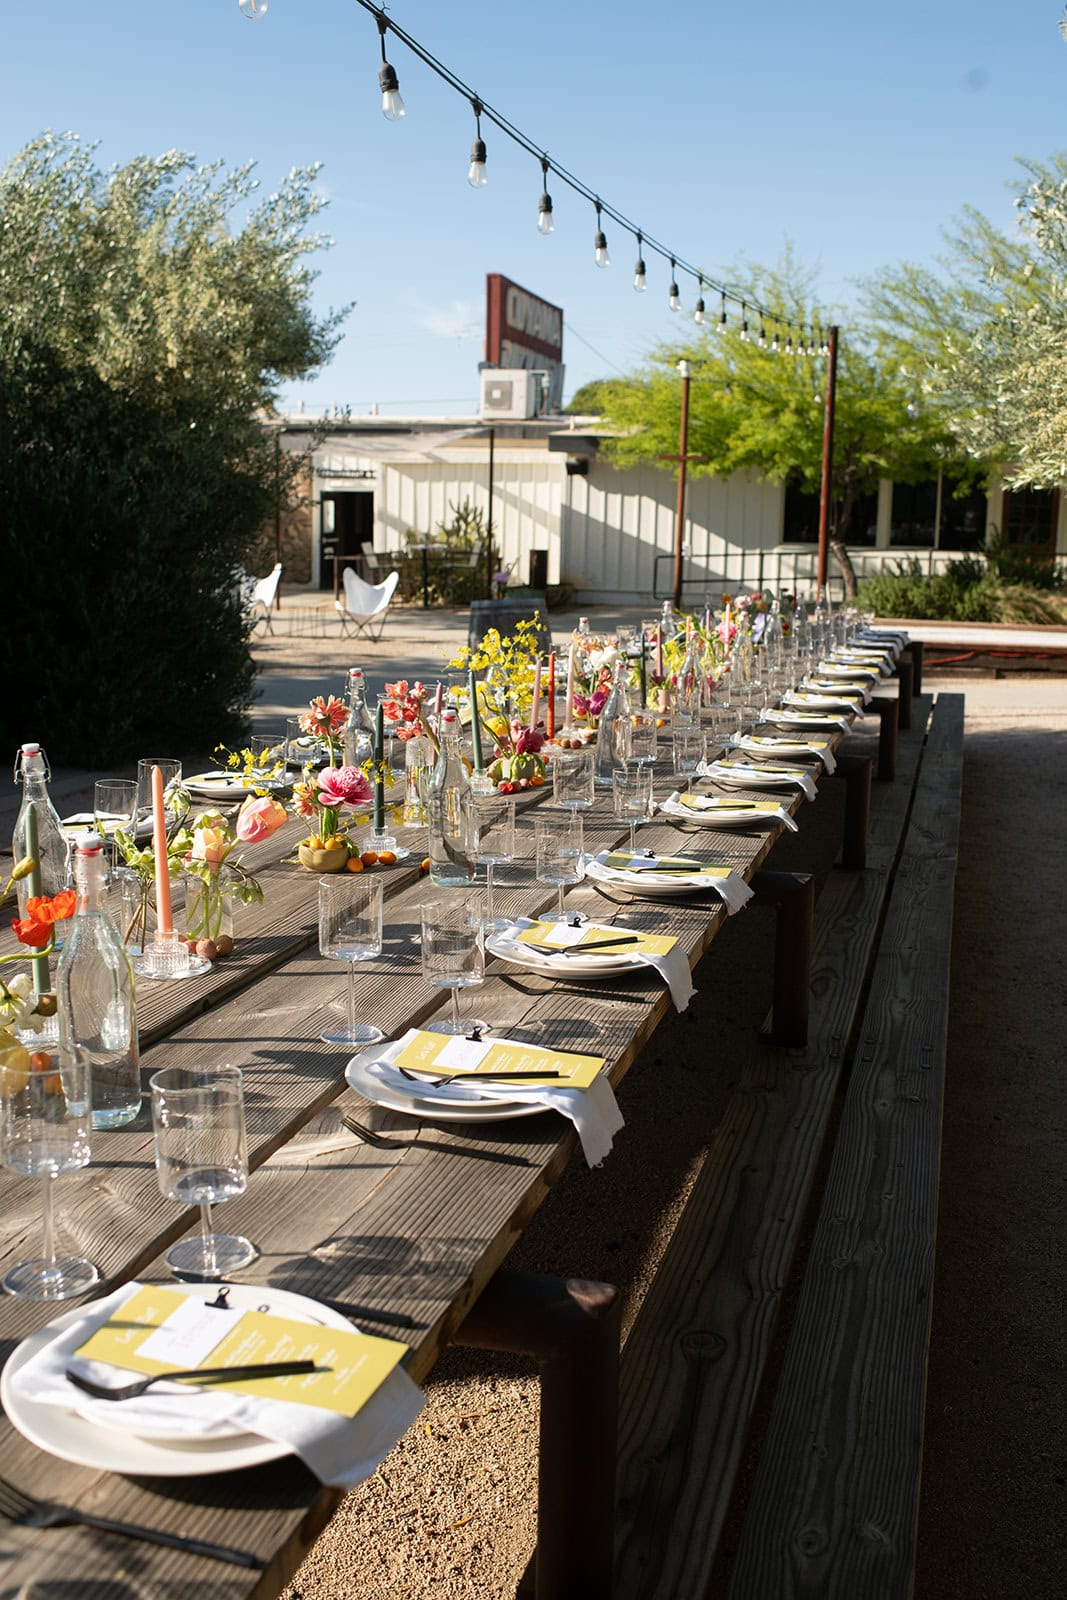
[150,1064,255,1279]
[420,897,490,1036]
[629,707,658,766]
[613,764,654,851]
[672,727,705,795]
[0,1043,99,1300]
[535,814,585,923]
[318,877,385,1047]
[136,757,182,822]
[474,795,516,932]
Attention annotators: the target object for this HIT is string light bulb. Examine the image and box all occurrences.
[785,329,795,356]
[238,0,267,16]
[771,326,781,353]
[633,232,647,292]
[694,276,706,325]
[377,12,406,121]
[467,98,487,187]
[593,201,610,268]
[718,292,728,334]
[668,259,681,311]
[739,302,750,342]
[758,322,768,349]
[537,158,554,234]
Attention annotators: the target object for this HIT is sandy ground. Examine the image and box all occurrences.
[10,604,1063,1598]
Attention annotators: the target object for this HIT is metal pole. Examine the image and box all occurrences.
[486,426,496,600]
[274,432,283,612]
[816,325,839,595]
[673,361,691,612]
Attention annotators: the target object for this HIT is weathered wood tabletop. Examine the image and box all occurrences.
[0,693,869,1598]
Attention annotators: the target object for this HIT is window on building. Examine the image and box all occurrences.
[940,481,987,550]
[1001,484,1059,554]
[892,474,988,550]
[890,480,937,547]
[781,479,877,546]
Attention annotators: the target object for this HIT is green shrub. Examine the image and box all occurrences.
[856,553,1067,623]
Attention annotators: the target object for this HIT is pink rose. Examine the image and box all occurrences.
[236,795,288,843]
[316,765,373,810]
[190,825,229,870]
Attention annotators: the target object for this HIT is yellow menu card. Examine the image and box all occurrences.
[76,1284,407,1417]
[395,1028,604,1090]
[516,918,677,958]
[602,849,731,880]
[748,737,829,750]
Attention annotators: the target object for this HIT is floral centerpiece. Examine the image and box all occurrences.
[291,763,374,868]
[483,717,546,794]
[177,800,287,956]
[380,679,435,743]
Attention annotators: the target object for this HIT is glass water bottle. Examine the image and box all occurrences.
[11,743,70,916]
[428,708,476,886]
[56,834,141,1130]
[341,667,376,768]
[594,660,632,788]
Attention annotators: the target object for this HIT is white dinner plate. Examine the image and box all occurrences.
[658,796,790,827]
[345,1042,542,1123]
[485,929,650,979]
[701,760,816,793]
[1,1281,356,1475]
[61,812,154,842]
[583,851,728,899]
[183,771,274,800]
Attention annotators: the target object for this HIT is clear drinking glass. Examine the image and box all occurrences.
[249,732,285,779]
[535,813,585,922]
[552,746,595,811]
[613,764,654,851]
[629,708,658,766]
[474,796,516,932]
[672,727,705,793]
[150,1064,254,1279]
[136,757,182,821]
[0,1043,99,1300]
[93,778,138,873]
[317,877,385,1047]
[420,897,490,1036]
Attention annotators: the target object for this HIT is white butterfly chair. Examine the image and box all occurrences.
[336,565,400,641]
[245,561,283,634]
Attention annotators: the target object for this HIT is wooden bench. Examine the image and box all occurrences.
[611,691,964,1600]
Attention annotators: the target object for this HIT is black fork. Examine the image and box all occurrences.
[0,1471,266,1567]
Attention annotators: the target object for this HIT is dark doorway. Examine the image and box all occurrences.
[320,492,374,591]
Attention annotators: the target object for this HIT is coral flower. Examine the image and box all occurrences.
[11,914,53,947]
[25,890,77,925]
[300,694,347,736]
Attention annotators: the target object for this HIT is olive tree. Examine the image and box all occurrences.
[0,134,346,763]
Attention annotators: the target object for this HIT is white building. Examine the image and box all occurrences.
[276,415,1066,605]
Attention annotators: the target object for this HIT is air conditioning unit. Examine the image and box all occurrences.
[479,368,546,420]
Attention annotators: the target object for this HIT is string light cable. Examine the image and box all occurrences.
[239,1,830,350]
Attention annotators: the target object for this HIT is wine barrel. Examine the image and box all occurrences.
[467,596,553,657]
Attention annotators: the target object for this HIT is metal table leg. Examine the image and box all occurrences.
[752,869,816,1047]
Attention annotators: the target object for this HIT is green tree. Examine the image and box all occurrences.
[570,258,955,596]
[0,134,345,763]
[861,156,1067,488]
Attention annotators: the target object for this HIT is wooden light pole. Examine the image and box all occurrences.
[816,325,839,596]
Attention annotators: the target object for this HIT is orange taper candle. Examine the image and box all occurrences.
[151,764,173,934]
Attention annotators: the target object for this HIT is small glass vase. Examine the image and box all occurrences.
[184,864,236,949]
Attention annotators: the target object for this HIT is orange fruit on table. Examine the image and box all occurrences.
[360,850,379,867]
[345,856,365,873]
[377,850,397,864]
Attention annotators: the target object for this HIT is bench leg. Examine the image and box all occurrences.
[834,753,873,871]
[869,696,898,782]
[454,1269,620,1600]
[895,653,914,729]
[906,637,924,695]
[752,869,815,1047]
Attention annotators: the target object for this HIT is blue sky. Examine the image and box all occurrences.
[2,0,1064,414]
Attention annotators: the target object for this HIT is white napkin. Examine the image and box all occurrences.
[590,849,754,915]
[730,735,838,775]
[760,708,851,734]
[491,917,696,1013]
[699,758,818,802]
[827,650,893,677]
[9,1283,425,1490]
[784,690,866,716]
[364,1031,624,1168]
[816,659,881,681]
[661,789,798,835]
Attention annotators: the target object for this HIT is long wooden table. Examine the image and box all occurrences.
[0,687,882,1598]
